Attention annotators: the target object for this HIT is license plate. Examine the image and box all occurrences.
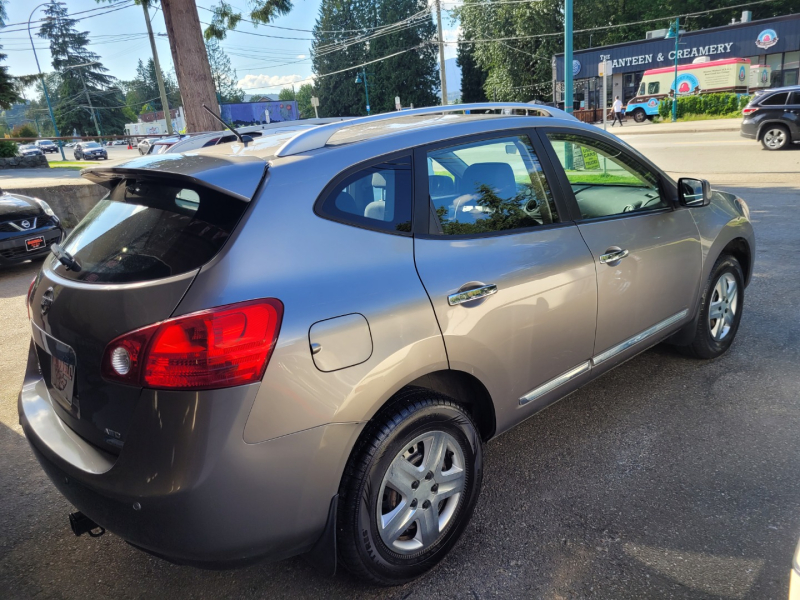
[25,236,45,251]
[51,354,75,407]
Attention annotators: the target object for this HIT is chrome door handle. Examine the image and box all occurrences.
[448,284,498,306]
[599,248,629,264]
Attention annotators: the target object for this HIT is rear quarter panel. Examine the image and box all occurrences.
[174,148,448,444]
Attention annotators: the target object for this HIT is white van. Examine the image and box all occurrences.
[625,58,771,122]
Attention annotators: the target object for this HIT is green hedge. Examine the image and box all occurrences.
[658,93,751,119]
[0,140,18,158]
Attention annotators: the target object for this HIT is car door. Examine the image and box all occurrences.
[785,91,800,138]
[412,131,597,435]
[537,128,702,366]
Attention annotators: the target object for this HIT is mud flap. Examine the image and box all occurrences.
[304,494,338,577]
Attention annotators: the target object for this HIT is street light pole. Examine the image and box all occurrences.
[672,17,680,122]
[28,2,66,160]
[564,0,574,114]
[665,17,681,122]
[356,69,370,115]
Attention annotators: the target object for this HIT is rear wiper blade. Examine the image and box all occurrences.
[50,243,81,272]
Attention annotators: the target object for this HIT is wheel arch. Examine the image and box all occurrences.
[756,120,790,141]
[721,237,752,287]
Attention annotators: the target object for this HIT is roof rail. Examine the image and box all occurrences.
[274,102,577,157]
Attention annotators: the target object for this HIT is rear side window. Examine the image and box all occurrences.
[54,178,246,283]
[317,155,412,234]
[761,92,788,106]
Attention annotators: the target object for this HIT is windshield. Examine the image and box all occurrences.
[84,142,101,149]
[53,178,247,283]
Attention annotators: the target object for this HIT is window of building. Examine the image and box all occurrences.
[545,133,667,220]
[318,156,413,234]
[426,136,559,235]
[766,53,783,87]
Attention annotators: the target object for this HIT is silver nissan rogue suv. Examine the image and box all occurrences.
[19,103,754,585]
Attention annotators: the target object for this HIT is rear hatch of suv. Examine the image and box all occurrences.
[28,154,266,454]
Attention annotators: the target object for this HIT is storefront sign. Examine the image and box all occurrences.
[554,14,799,80]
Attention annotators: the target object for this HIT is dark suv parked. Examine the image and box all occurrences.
[741,86,800,150]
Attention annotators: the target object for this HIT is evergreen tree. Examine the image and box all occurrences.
[456,41,487,103]
[206,38,244,103]
[121,59,181,114]
[295,84,316,119]
[0,1,22,110]
[312,0,438,117]
[38,3,128,135]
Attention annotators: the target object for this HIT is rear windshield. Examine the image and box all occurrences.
[53,178,247,283]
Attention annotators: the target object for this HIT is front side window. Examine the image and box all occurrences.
[647,82,660,95]
[318,155,412,233]
[426,135,559,236]
[546,132,667,219]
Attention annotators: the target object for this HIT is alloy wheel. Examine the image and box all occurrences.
[377,430,466,555]
[763,128,786,149]
[708,272,738,341]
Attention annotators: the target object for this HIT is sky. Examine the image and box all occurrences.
[2,0,461,98]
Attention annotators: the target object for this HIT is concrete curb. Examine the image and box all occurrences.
[611,125,741,136]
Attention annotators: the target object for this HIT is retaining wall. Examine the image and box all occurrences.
[0,155,50,169]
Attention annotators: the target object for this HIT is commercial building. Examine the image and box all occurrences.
[553,12,800,110]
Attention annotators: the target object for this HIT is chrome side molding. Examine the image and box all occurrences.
[519,361,591,406]
[592,309,689,366]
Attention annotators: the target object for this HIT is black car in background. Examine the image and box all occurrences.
[741,86,800,150]
[35,140,59,154]
[73,142,108,160]
[0,190,63,267]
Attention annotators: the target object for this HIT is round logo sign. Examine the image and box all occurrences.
[647,98,658,107]
[572,60,581,76]
[738,66,746,81]
[671,73,700,95]
[756,29,778,49]
[761,68,769,84]
[20,219,31,229]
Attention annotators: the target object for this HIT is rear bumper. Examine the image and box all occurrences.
[0,227,62,266]
[740,120,757,139]
[18,343,363,567]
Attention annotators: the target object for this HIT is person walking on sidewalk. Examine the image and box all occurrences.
[611,96,624,127]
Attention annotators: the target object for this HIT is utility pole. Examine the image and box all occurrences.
[75,67,102,137]
[142,0,173,134]
[435,0,448,105]
[564,0,573,113]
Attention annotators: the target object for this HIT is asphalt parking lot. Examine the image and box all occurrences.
[1,132,799,599]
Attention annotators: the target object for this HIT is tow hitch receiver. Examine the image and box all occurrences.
[69,511,105,537]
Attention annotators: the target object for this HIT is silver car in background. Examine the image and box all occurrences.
[19,103,754,586]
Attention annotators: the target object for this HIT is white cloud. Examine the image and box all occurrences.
[441,26,462,60]
[237,73,311,91]
[297,54,306,59]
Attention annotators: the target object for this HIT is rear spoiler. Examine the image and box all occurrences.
[81,153,268,202]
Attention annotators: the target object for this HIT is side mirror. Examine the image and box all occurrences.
[678,177,711,207]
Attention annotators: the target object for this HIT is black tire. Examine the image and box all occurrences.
[679,254,744,359]
[632,108,647,123]
[760,124,790,150]
[338,389,483,586]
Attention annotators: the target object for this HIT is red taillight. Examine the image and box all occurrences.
[742,107,759,116]
[101,299,283,390]
[26,277,36,320]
